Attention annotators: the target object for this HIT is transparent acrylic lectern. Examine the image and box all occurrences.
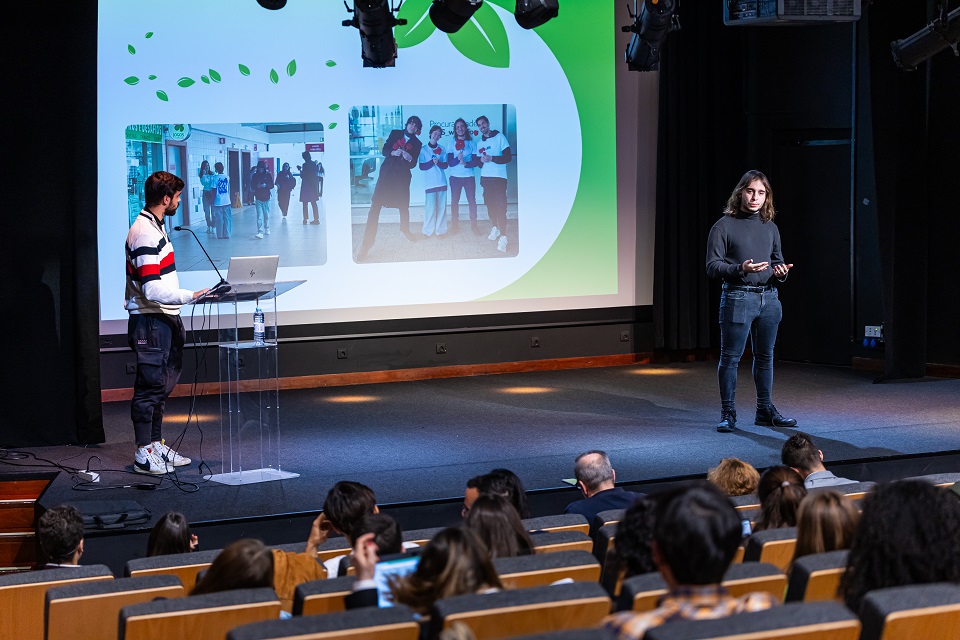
[194,280,304,485]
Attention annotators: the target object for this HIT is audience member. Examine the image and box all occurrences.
[752,466,807,533]
[364,527,502,614]
[603,482,777,639]
[147,511,198,556]
[707,458,760,497]
[608,495,658,584]
[322,480,379,576]
[269,513,330,612]
[781,432,856,488]
[463,469,530,519]
[191,538,273,595]
[791,491,859,564]
[565,451,643,530]
[37,505,85,568]
[840,480,960,612]
[464,494,534,558]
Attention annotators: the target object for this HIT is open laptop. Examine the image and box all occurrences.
[204,255,279,298]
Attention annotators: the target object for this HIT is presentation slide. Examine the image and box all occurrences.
[98,0,630,334]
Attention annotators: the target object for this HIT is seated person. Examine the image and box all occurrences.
[603,482,778,640]
[564,450,644,530]
[191,538,273,595]
[464,494,534,558]
[147,511,198,556]
[707,458,760,497]
[462,468,530,519]
[349,527,502,613]
[37,505,85,569]
[840,480,960,612]
[606,495,658,585]
[752,466,807,533]
[321,481,379,576]
[781,432,857,488]
[791,490,860,566]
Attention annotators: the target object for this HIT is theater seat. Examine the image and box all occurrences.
[524,514,591,536]
[0,564,113,640]
[293,575,355,616]
[119,587,281,640]
[642,600,860,640]
[785,550,848,602]
[858,582,960,640]
[227,604,420,640]
[125,548,220,591]
[494,550,601,589]
[45,575,184,640]
[616,563,787,612]
[743,527,798,572]
[430,581,611,640]
[532,530,594,554]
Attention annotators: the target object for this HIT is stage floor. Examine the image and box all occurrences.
[15,361,959,530]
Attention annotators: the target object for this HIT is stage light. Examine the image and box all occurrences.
[891,5,960,70]
[430,0,484,33]
[500,386,555,394]
[628,367,686,376]
[325,394,380,403]
[342,0,408,68]
[622,0,679,72]
[256,0,287,9]
[514,0,559,30]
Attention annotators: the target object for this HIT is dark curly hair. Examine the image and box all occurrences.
[752,466,806,533]
[839,480,960,612]
[609,495,657,579]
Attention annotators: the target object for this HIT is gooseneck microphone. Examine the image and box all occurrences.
[173,226,228,288]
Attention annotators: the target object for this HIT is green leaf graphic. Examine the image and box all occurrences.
[329,104,340,111]
[238,64,251,76]
[328,122,338,129]
[396,0,436,49]
[145,32,154,39]
[286,60,297,77]
[448,3,510,68]
[156,90,168,102]
[269,68,279,84]
[123,76,140,86]
[148,74,157,80]
[209,68,222,83]
[201,75,210,84]
[128,44,136,55]
[325,60,337,67]
[177,77,195,88]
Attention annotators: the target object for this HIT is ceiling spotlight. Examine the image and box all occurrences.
[891,5,960,70]
[622,0,679,72]
[515,0,559,30]
[342,0,407,68]
[430,0,484,33]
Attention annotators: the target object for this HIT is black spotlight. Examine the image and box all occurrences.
[515,0,559,30]
[256,0,287,9]
[891,5,960,70]
[342,1,408,68]
[430,0,484,33]
[622,0,678,72]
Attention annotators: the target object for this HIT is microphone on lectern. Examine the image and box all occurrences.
[173,226,228,288]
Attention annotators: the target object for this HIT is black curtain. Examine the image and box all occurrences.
[653,4,747,351]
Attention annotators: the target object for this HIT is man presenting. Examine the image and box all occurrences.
[125,171,208,474]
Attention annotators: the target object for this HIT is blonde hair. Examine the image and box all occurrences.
[707,458,760,497]
[793,491,860,561]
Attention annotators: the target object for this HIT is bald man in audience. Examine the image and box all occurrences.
[565,450,644,530]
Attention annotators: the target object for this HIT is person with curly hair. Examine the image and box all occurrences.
[707,458,761,497]
[752,466,806,533]
[605,495,657,594]
[839,480,960,612]
[791,491,859,564]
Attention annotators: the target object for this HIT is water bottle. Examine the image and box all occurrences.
[253,306,265,346]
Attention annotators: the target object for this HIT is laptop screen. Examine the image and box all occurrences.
[225,255,280,286]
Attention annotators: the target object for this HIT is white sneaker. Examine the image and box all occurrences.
[256,232,264,239]
[152,439,191,466]
[497,236,508,252]
[487,226,500,241]
[265,228,271,235]
[134,446,173,474]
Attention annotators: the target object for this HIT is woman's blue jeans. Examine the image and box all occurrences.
[718,286,782,412]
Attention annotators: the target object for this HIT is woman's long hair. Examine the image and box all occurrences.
[464,494,534,558]
[840,480,960,612]
[190,539,273,596]
[609,496,657,580]
[147,512,194,557]
[792,491,860,562]
[723,169,776,222]
[391,528,502,614]
[752,466,806,533]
